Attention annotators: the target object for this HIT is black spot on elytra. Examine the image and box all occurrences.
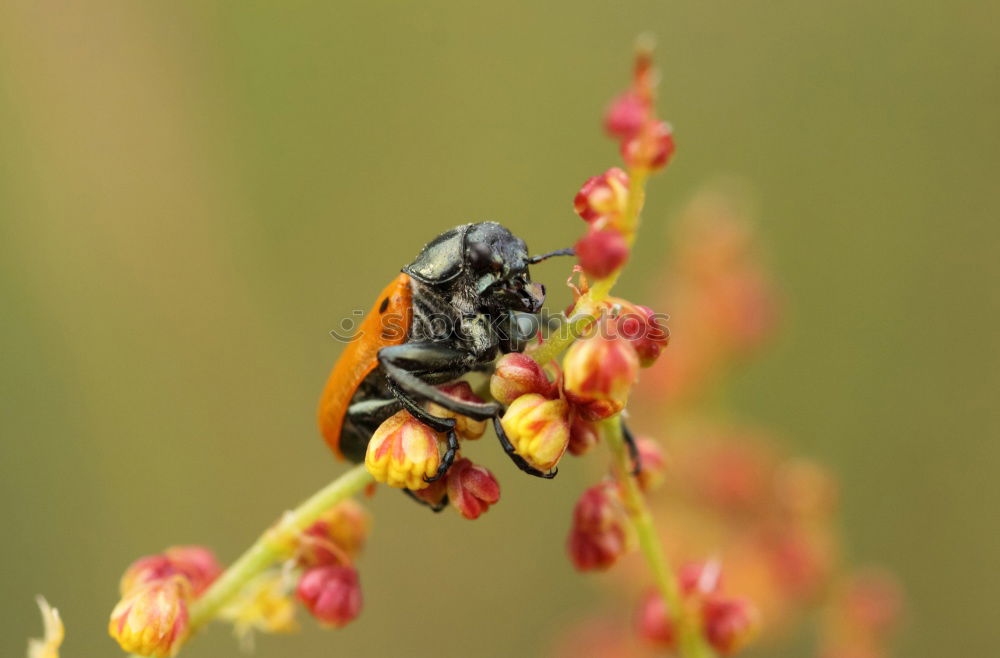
[378,297,390,314]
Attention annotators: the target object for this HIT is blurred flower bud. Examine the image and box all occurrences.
[678,560,723,596]
[120,555,175,595]
[567,483,630,571]
[574,168,630,224]
[499,394,571,472]
[217,569,298,643]
[702,596,760,655]
[109,579,190,658]
[621,120,675,171]
[410,476,448,509]
[838,569,903,637]
[298,500,371,567]
[427,381,488,439]
[635,589,676,648]
[163,546,222,597]
[296,565,363,628]
[604,92,649,140]
[635,437,668,492]
[365,411,441,490]
[563,334,639,421]
[446,458,501,520]
[611,303,670,367]
[575,227,629,279]
[490,353,554,405]
[568,416,600,456]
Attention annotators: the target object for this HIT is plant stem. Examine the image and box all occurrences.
[601,418,715,658]
[187,464,374,630]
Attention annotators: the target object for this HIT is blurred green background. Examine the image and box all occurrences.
[1,2,997,656]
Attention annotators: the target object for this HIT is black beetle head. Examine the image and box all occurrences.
[403,222,546,314]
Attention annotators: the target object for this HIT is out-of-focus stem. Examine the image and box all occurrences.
[187,464,373,631]
[601,418,714,658]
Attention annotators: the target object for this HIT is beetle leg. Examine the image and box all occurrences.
[622,419,642,476]
[386,379,456,433]
[403,488,449,513]
[379,343,500,420]
[426,428,460,483]
[492,416,557,479]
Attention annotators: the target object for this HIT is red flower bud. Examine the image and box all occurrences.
[446,458,501,520]
[573,168,630,224]
[621,120,675,171]
[634,437,668,492]
[490,353,554,405]
[563,334,640,421]
[119,555,175,595]
[604,92,649,140]
[611,303,670,367]
[296,565,363,628]
[427,381,488,439]
[635,589,676,648]
[702,596,759,655]
[575,227,629,280]
[567,416,600,456]
[298,500,371,567]
[120,547,221,598]
[566,483,630,571]
[679,560,723,596]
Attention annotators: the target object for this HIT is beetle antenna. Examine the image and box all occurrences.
[527,247,575,264]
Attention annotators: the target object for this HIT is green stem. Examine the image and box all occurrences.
[601,418,715,658]
[187,464,374,630]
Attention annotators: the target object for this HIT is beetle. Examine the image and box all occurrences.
[317,222,638,507]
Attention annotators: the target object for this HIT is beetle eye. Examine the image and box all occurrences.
[467,242,503,273]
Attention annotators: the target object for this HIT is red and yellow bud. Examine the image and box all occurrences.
[109,579,190,657]
[634,437,668,492]
[298,500,371,567]
[575,227,629,279]
[566,483,630,571]
[563,334,640,421]
[610,302,670,367]
[365,411,441,490]
[446,458,501,520]
[499,394,571,472]
[702,596,760,655]
[427,381,488,439]
[568,416,600,456]
[635,589,677,648]
[604,92,649,140]
[296,565,362,628]
[119,555,175,595]
[621,119,675,171]
[490,353,555,405]
[163,546,221,597]
[574,167,630,225]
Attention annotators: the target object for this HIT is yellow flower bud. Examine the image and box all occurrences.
[365,411,441,490]
[563,334,639,420]
[499,394,571,472]
[108,578,190,657]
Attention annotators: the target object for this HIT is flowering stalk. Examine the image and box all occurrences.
[186,464,372,631]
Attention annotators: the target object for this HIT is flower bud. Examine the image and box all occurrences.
[163,546,222,597]
[575,227,629,279]
[298,500,371,567]
[635,589,676,648]
[611,303,670,367]
[621,120,675,171]
[365,411,441,490]
[499,394,571,472]
[490,353,554,405]
[296,565,362,628]
[702,596,760,655]
[109,579,190,657]
[119,555,175,595]
[574,168,630,224]
[410,477,448,509]
[568,416,600,456]
[566,483,629,571]
[563,334,640,421]
[679,560,723,596]
[427,381,488,439]
[446,458,501,520]
[604,92,649,140]
[635,437,668,492]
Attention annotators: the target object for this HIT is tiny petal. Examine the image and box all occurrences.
[296,566,362,628]
[563,334,640,421]
[702,596,760,655]
[490,353,555,405]
[635,589,676,648]
[365,411,441,490]
[427,381,488,439]
[573,168,630,224]
[621,120,675,171]
[604,92,649,140]
[575,228,629,280]
[28,596,64,658]
[499,394,571,472]
[446,458,501,520]
[109,579,190,658]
